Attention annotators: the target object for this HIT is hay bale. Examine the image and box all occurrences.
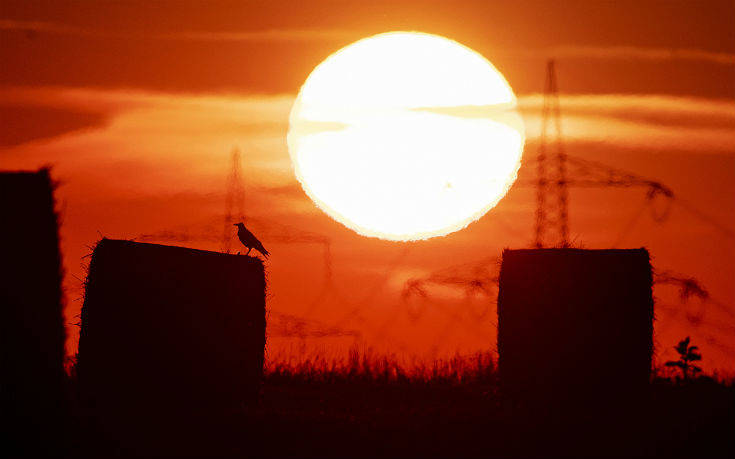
[77,239,265,451]
[0,169,66,454]
[497,248,653,405]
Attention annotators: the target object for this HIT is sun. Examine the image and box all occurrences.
[288,31,524,241]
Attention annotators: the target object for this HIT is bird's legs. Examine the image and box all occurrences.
[246,248,252,256]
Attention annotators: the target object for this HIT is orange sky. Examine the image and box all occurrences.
[2,1,734,372]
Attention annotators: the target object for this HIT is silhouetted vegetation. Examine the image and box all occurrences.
[254,350,733,459]
[41,349,727,458]
[665,336,703,380]
[266,347,497,385]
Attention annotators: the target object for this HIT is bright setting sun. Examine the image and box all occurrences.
[288,31,525,240]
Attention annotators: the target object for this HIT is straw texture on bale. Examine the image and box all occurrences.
[497,248,653,405]
[0,169,65,454]
[77,239,265,446]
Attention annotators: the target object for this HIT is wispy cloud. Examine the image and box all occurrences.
[6,86,735,157]
[551,45,735,66]
[518,94,735,130]
[420,94,735,153]
[0,19,353,42]
[156,29,354,42]
[5,19,734,66]
[0,19,87,36]
[519,94,735,152]
[501,45,735,66]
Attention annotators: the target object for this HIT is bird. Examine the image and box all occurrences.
[233,222,269,258]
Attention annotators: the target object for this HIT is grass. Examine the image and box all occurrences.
[58,348,735,458]
[252,349,733,458]
[265,347,497,385]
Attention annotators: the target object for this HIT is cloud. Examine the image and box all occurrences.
[420,94,735,153]
[499,45,735,66]
[4,87,733,191]
[551,45,735,66]
[156,29,354,42]
[519,95,735,153]
[5,18,733,66]
[518,94,735,131]
[0,86,294,117]
[0,104,109,147]
[0,19,88,36]
[0,19,353,42]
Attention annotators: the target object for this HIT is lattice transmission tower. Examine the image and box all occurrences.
[530,60,679,248]
[534,60,570,248]
[222,147,245,253]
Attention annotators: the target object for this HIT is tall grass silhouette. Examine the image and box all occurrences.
[265,347,496,385]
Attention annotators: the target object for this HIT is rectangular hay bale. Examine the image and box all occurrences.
[0,169,66,454]
[497,248,653,404]
[77,239,266,434]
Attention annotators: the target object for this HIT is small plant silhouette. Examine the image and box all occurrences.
[664,336,702,380]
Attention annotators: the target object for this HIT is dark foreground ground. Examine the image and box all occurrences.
[11,356,735,458]
[256,379,733,458]
[0,357,735,458]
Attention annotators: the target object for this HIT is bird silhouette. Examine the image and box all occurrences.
[234,222,269,258]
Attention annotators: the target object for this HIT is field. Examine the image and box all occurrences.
[59,349,735,458]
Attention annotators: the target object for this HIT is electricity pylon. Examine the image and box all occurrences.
[534,60,570,248]
[222,148,245,253]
